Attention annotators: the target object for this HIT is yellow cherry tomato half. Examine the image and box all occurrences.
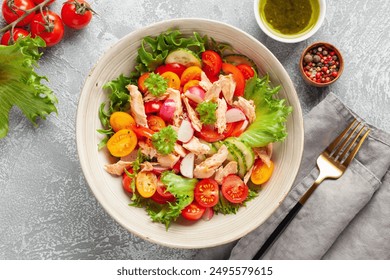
[160,71,181,90]
[109,111,135,132]
[106,129,137,157]
[183,79,200,92]
[136,171,158,198]
[180,66,202,86]
[250,159,274,185]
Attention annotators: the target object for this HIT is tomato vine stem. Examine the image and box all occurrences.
[0,0,52,34]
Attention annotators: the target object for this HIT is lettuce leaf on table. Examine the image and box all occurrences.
[238,75,292,147]
[0,36,57,139]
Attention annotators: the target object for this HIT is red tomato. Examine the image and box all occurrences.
[32,0,55,5]
[221,63,246,97]
[1,28,29,45]
[147,115,166,132]
[61,0,94,30]
[202,50,222,78]
[195,123,233,143]
[122,168,134,194]
[221,174,249,204]
[151,185,175,204]
[236,64,255,80]
[144,101,163,114]
[181,201,205,221]
[129,124,155,139]
[155,63,186,78]
[2,0,36,27]
[30,11,64,47]
[194,178,219,207]
[138,73,150,94]
[227,119,249,137]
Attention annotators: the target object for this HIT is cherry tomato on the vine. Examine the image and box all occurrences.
[32,0,55,5]
[2,0,36,27]
[61,0,94,30]
[30,10,64,47]
[1,28,29,45]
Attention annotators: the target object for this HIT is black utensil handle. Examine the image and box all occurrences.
[252,202,303,260]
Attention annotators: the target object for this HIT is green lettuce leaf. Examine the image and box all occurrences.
[147,172,198,229]
[238,75,292,147]
[135,29,207,74]
[0,36,57,139]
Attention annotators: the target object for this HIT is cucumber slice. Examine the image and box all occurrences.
[223,54,258,71]
[165,49,201,67]
[223,141,246,178]
[225,138,255,171]
[223,142,241,174]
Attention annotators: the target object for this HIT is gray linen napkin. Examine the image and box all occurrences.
[195,93,390,260]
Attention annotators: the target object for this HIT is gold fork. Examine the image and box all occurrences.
[253,119,370,259]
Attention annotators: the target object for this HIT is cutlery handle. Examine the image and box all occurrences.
[252,202,303,260]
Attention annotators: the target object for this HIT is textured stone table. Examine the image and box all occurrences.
[1,0,389,259]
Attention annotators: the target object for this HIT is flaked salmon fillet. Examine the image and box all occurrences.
[104,160,132,176]
[138,141,157,159]
[127,84,148,127]
[204,82,221,102]
[157,153,180,168]
[199,71,213,91]
[182,96,202,132]
[218,74,235,105]
[193,145,228,178]
[167,88,183,127]
[182,136,210,155]
[214,161,238,185]
[215,98,227,134]
[233,96,256,123]
[253,143,273,168]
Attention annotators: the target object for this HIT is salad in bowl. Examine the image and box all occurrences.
[97,29,292,229]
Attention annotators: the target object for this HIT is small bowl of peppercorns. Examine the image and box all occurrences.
[299,42,344,87]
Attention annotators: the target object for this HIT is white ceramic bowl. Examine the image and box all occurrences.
[254,0,326,43]
[76,18,304,249]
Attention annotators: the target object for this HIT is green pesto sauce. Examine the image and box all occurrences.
[260,0,320,37]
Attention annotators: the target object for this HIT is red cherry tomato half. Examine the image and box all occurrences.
[30,10,64,47]
[151,185,175,204]
[236,64,255,80]
[32,0,55,5]
[194,178,219,208]
[61,0,94,30]
[155,63,186,78]
[221,174,249,204]
[227,119,249,138]
[144,101,163,114]
[1,28,29,45]
[2,0,36,27]
[221,63,246,97]
[195,123,233,143]
[122,168,134,194]
[129,124,155,139]
[202,50,223,78]
[181,201,205,221]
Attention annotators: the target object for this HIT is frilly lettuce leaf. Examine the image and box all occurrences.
[135,29,207,74]
[0,36,57,139]
[147,172,198,229]
[238,75,292,147]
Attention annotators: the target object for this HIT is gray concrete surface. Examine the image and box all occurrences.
[1,0,389,259]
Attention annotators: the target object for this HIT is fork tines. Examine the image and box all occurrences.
[326,120,370,166]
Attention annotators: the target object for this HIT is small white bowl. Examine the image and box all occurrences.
[254,0,326,43]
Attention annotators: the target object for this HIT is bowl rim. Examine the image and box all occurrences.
[253,0,327,43]
[299,41,344,86]
[76,18,304,248]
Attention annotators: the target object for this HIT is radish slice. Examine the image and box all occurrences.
[185,86,205,104]
[177,119,194,143]
[202,207,214,221]
[159,98,176,121]
[225,108,246,123]
[180,153,195,178]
